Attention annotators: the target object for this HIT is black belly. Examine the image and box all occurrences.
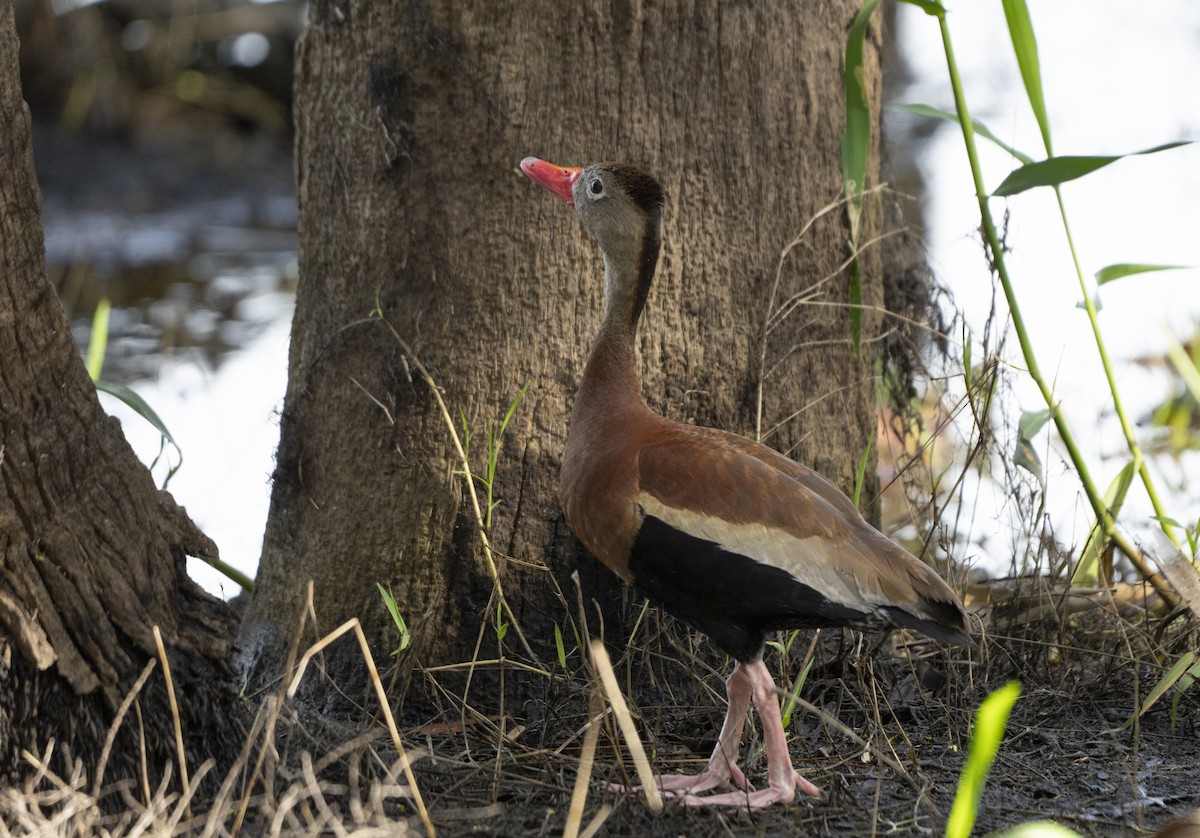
[627,514,869,661]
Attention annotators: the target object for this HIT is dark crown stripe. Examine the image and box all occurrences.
[612,165,666,216]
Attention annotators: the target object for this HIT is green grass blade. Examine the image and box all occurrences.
[194,554,254,592]
[86,298,111,381]
[947,680,1022,838]
[780,655,815,729]
[1072,459,1137,585]
[1126,651,1197,726]
[852,424,876,510]
[95,379,179,450]
[377,582,411,654]
[1001,0,1052,154]
[1095,263,1190,286]
[842,0,883,229]
[498,381,529,439]
[994,142,1192,196]
[896,0,945,16]
[1166,336,1200,401]
[554,623,567,671]
[890,103,1034,165]
[842,0,882,355]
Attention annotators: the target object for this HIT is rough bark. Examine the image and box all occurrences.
[0,0,237,786]
[243,0,886,696]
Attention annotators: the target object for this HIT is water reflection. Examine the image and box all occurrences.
[39,128,296,597]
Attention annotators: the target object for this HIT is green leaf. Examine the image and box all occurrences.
[95,379,179,450]
[554,623,567,671]
[947,681,1022,838]
[993,142,1193,197]
[1013,436,1042,482]
[86,298,111,381]
[852,424,876,510]
[890,103,1034,165]
[1072,460,1137,585]
[377,583,411,654]
[1166,335,1200,402]
[1014,407,1053,481]
[1018,407,1054,440]
[841,0,883,235]
[1001,0,1052,154]
[1095,263,1189,286]
[896,0,945,16]
[1127,652,1197,726]
[495,601,508,643]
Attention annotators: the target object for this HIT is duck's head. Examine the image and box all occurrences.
[521,157,666,327]
[521,157,664,259]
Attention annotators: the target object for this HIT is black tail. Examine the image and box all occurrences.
[881,605,974,648]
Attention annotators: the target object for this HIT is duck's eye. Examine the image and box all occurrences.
[589,178,604,195]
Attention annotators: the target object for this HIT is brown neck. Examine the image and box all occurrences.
[576,325,642,409]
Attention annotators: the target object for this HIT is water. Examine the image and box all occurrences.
[39,129,297,597]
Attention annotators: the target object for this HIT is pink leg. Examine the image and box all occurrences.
[681,658,822,809]
[611,662,754,796]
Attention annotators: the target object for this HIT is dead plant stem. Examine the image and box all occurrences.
[152,625,191,821]
[379,316,539,664]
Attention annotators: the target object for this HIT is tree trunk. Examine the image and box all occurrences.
[0,0,237,786]
[243,0,885,699]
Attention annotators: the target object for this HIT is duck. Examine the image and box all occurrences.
[520,156,971,809]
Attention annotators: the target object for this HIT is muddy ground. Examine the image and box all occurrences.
[215,594,1199,838]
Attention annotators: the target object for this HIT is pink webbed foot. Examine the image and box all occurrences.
[681,768,821,809]
[680,658,823,808]
[608,758,752,797]
[610,661,756,798]
[611,658,823,810]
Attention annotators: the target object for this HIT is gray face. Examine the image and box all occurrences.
[571,165,648,262]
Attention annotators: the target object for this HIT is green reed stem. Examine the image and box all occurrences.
[936,14,1174,600]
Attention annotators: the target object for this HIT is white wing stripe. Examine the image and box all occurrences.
[636,492,886,612]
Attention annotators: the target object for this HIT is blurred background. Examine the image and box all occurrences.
[17,0,302,596]
[17,0,1200,597]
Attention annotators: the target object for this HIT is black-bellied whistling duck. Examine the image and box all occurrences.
[520,157,971,809]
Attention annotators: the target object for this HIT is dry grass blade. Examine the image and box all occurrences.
[233,580,318,838]
[15,745,98,835]
[286,617,434,836]
[376,316,539,665]
[165,758,215,833]
[789,694,911,781]
[588,639,662,813]
[301,751,348,838]
[563,688,603,838]
[578,804,613,838]
[201,701,272,838]
[153,624,191,821]
[92,657,156,798]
